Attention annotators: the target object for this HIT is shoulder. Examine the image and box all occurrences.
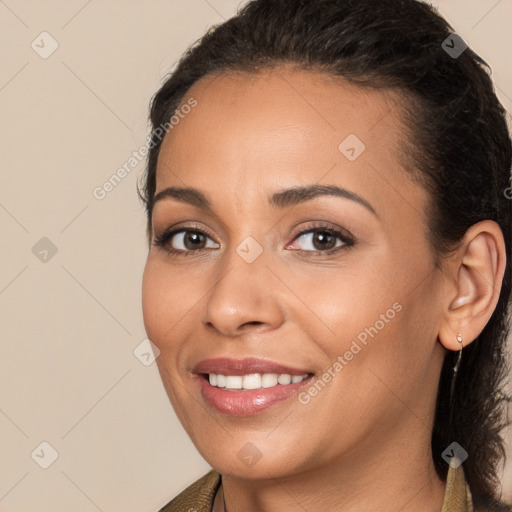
[157,469,221,512]
[442,464,511,512]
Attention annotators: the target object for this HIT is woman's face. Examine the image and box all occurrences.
[142,67,447,479]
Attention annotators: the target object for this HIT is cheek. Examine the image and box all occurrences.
[142,263,192,405]
[293,262,402,346]
[141,258,181,349]
[300,258,425,389]
[141,261,159,342]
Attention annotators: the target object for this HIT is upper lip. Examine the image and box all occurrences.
[193,358,314,376]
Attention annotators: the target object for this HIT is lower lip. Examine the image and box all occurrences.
[197,375,313,416]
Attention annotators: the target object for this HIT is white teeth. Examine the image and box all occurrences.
[225,376,243,389]
[242,373,262,389]
[207,372,310,390]
[261,373,278,388]
[278,374,292,385]
[216,374,226,388]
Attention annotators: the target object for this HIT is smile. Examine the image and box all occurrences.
[207,372,310,390]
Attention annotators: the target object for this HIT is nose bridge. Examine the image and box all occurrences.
[216,218,269,288]
[202,236,283,335]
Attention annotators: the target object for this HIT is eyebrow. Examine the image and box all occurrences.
[152,184,377,216]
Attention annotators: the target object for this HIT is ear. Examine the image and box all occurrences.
[438,220,507,351]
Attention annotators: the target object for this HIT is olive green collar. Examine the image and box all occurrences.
[159,464,510,512]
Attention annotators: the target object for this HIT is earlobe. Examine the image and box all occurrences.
[438,220,506,352]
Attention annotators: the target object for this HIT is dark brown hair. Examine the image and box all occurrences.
[138,0,512,507]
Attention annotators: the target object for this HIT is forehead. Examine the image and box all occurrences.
[155,66,425,219]
[160,67,404,156]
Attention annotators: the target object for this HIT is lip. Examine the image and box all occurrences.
[193,357,312,376]
[193,358,315,416]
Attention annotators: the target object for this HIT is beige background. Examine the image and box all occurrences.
[0,1,511,510]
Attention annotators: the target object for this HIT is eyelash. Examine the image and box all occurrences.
[152,222,355,258]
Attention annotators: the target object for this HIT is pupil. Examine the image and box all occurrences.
[314,231,335,250]
[185,232,204,250]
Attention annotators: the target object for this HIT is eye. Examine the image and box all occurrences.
[153,225,219,256]
[287,224,354,256]
[153,222,354,257]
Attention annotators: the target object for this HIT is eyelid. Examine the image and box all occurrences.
[153,221,355,256]
[285,222,355,254]
[288,221,354,243]
[152,223,219,250]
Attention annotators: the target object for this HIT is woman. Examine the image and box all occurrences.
[139,0,512,510]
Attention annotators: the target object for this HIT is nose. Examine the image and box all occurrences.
[202,249,286,338]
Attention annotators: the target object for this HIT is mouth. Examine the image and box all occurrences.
[193,358,315,415]
[203,372,312,390]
